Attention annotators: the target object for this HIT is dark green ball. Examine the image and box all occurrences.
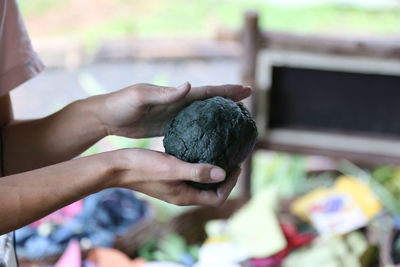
[163,96,258,190]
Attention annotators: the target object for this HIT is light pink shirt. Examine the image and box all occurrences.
[0,0,44,96]
[0,1,44,266]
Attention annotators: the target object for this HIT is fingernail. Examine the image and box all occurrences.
[210,168,226,181]
[177,82,190,91]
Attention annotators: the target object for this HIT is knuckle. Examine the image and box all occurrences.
[131,83,153,101]
[191,166,208,181]
[159,86,170,95]
[190,167,200,180]
[130,83,144,93]
[159,86,175,102]
[130,89,145,103]
[158,86,172,96]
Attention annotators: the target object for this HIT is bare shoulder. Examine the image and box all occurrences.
[0,94,13,128]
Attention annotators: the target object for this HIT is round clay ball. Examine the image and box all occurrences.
[163,96,258,190]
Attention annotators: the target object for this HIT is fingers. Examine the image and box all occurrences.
[132,150,225,184]
[134,82,191,105]
[173,160,226,184]
[176,188,220,206]
[131,83,251,108]
[217,167,241,201]
[172,167,241,207]
[186,84,252,103]
[123,149,237,207]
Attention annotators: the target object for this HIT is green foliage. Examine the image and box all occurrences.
[251,152,307,197]
[19,0,66,16]
[76,17,138,51]
[126,0,400,37]
[256,4,400,35]
[22,0,400,49]
[372,166,400,201]
[127,1,400,37]
[338,161,400,215]
[139,233,199,262]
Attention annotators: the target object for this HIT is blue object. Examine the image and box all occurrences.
[16,189,148,260]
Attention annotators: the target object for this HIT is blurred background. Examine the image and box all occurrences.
[12,0,400,266]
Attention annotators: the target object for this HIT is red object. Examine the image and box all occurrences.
[251,222,315,267]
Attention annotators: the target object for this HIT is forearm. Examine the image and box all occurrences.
[0,151,118,234]
[3,96,107,175]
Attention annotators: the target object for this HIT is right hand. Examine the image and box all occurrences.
[112,148,240,206]
[90,82,251,139]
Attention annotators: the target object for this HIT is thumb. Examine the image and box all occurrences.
[148,82,191,105]
[174,161,226,184]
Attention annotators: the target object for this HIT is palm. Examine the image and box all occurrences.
[100,83,251,139]
[114,100,185,138]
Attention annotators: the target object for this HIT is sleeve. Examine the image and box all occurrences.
[0,0,45,96]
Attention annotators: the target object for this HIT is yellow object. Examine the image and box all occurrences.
[291,188,331,221]
[334,176,381,220]
[291,176,381,222]
[204,236,231,244]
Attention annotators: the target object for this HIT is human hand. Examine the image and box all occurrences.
[93,82,251,138]
[112,148,240,206]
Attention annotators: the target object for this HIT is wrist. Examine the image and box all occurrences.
[98,149,137,189]
[90,150,126,190]
[73,96,109,140]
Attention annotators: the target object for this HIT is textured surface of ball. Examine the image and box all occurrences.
[163,96,258,190]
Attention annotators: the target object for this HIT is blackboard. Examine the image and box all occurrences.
[269,66,400,138]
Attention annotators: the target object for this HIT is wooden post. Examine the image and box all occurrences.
[239,11,260,198]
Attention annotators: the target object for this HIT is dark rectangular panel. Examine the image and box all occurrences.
[269,66,400,138]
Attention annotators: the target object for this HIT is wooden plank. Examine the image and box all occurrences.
[256,141,400,167]
[262,31,400,59]
[266,129,400,157]
[217,29,400,60]
[94,39,240,60]
[239,11,260,198]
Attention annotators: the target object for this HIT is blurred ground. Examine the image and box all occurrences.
[11,59,240,119]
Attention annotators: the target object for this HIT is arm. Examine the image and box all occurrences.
[3,99,106,174]
[0,83,248,233]
[0,148,238,235]
[3,82,251,175]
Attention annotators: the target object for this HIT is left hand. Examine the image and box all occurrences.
[93,82,252,138]
[111,148,241,206]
